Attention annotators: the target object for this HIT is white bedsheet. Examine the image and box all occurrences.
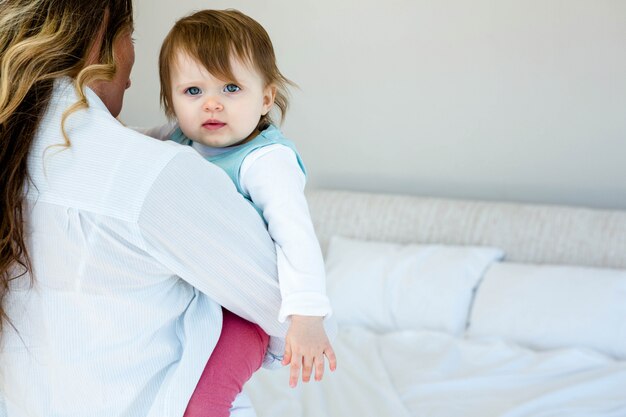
[245,326,626,417]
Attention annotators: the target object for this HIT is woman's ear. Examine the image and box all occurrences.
[261,85,277,116]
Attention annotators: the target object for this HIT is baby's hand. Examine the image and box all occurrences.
[282,315,337,388]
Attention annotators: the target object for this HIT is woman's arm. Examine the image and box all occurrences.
[137,149,287,337]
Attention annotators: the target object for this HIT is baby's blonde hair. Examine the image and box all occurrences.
[159,9,294,128]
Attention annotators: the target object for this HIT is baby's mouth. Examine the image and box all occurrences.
[202,120,226,130]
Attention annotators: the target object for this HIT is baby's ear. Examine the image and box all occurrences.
[262,84,277,115]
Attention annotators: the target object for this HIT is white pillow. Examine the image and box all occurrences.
[325,236,504,335]
[467,262,626,360]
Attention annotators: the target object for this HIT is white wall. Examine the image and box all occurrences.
[122,0,626,210]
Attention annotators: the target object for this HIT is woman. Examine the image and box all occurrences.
[0,1,287,416]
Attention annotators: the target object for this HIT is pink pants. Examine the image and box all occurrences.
[183,309,270,417]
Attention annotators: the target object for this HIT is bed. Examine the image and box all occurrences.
[244,189,626,417]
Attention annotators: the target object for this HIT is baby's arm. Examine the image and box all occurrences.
[240,144,337,387]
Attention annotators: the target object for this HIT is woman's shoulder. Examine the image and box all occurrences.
[82,113,195,170]
[114,125,206,190]
[32,107,203,219]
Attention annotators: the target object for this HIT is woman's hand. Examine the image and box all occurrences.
[282,315,337,387]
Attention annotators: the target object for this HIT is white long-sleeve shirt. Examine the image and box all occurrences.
[142,124,332,323]
[0,79,287,417]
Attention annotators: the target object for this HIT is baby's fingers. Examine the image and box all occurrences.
[325,346,337,372]
[289,353,302,388]
[314,353,325,381]
[282,342,292,366]
[301,353,314,383]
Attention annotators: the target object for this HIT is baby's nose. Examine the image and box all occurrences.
[203,97,223,111]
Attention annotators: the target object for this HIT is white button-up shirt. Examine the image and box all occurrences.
[0,79,288,417]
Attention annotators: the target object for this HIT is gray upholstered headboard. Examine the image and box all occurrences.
[306,189,626,269]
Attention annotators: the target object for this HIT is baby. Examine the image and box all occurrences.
[150,9,336,417]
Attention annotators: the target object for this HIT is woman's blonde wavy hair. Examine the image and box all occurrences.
[0,0,133,335]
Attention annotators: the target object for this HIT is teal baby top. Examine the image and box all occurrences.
[170,124,306,215]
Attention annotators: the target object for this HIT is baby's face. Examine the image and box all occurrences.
[169,52,275,147]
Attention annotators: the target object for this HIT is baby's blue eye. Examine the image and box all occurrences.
[223,84,241,93]
[186,87,201,96]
